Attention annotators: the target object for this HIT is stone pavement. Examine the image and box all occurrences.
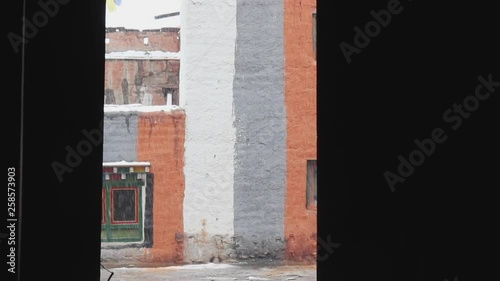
[99,261,316,281]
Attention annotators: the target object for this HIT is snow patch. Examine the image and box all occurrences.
[105,50,180,60]
[104,103,184,113]
[103,161,150,167]
[176,263,239,270]
[112,263,239,271]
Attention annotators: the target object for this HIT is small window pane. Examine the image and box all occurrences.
[112,189,137,223]
[313,12,317,60]
[307,160,317,208]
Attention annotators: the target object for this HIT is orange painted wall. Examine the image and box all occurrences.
[137,111,186,264]
[284,0,317,262]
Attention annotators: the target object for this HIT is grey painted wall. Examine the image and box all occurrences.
[103,112,138,162]
[233,0,287,259]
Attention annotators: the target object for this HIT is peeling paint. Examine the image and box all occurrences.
[125,115,131,133]
[135,61,144,86]
[121,78,129,104]
[106,59,179,106]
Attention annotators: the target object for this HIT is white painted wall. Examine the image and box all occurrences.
[180,0,237,259]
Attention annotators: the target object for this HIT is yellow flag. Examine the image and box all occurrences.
[106,0,119,13]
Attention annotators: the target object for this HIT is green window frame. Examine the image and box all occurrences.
[101,179,143,243]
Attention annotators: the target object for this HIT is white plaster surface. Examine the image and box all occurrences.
[180,0,237,242]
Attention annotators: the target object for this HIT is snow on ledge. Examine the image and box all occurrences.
[105,50,180,60]
[104,103,183,113]
[112,263,239,271]
[103,161,150,167]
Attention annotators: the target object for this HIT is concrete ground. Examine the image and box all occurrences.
[99,261,316,281]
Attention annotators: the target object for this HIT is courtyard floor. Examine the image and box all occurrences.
[100,261,316,281]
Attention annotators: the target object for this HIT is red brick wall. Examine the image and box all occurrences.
[284,0,317,263]
[105,29,180,53]
[137,111,186,264]
[104,59,179,105]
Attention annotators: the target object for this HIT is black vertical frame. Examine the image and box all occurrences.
[143,173,154,248]
[319,0,500,280]
[5,0,500,280]
[8,1,105,281]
